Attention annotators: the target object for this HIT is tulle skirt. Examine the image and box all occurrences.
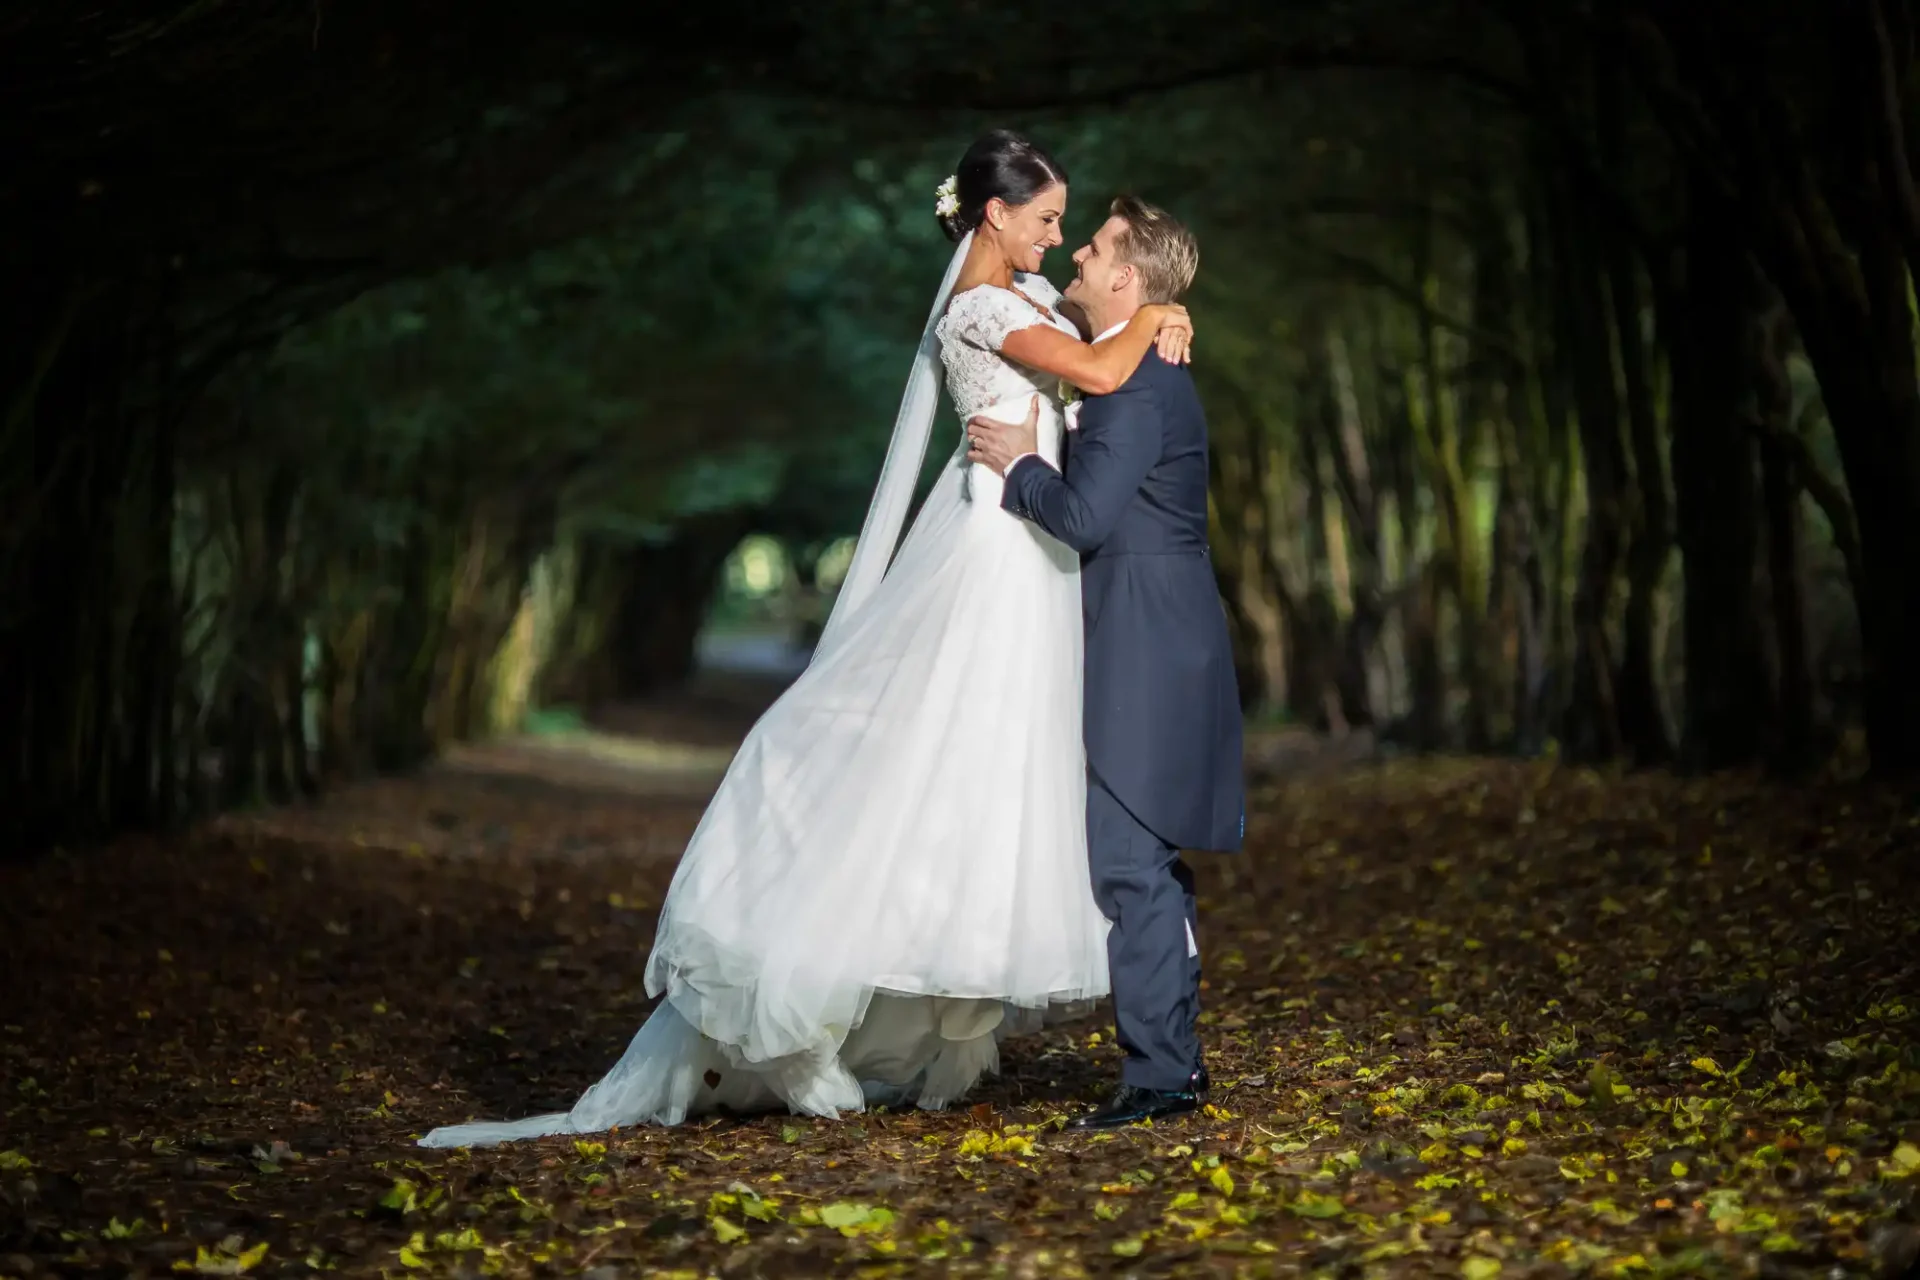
[420,404,1107,1147]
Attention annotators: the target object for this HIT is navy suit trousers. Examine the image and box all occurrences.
[1087,769,1202,1092]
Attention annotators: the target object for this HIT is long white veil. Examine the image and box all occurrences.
[812,231,973,655]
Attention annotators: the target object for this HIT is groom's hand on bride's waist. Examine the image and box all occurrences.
[965,395,1043,476]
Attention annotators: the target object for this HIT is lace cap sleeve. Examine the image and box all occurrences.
[944,285,1048,353]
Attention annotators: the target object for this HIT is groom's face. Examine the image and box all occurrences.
[1063,215,1135,318]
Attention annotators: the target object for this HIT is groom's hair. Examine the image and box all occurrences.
[1109,196,1199,304]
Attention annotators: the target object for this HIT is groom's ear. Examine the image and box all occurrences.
[1112,260,1136,293]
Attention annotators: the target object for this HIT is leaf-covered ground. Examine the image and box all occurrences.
[3,716,1918,1279]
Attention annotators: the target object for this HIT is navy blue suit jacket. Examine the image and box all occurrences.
[1002,349,1244,853]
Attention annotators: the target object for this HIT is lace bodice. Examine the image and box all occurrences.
[935,275,1080,421]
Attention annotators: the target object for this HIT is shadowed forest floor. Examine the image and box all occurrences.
[3,695,1918,1279]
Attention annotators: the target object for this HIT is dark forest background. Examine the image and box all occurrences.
[5,0,1917,854]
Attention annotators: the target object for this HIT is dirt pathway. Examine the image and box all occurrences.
[2,713,1916,1278]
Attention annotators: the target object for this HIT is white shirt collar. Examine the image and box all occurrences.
[1094,320,1127,343]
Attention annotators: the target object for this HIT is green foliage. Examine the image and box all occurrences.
[5,2,1888,845]
[220,104,975,546]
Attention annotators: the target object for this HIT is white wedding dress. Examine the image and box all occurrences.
[420,242,1109,1146]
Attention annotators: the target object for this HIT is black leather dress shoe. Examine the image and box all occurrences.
[1066,1081,1201,1130]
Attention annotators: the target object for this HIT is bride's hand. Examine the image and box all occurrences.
[1148,303,1193,365]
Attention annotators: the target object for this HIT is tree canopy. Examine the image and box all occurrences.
[5,0,1919,850]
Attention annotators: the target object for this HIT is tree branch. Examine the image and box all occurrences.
[1743,414,1863,604]
[1294,238,1524,365]
[759,45,1533,116]
[1863,0,1920,284]
[1609,12,1744,206]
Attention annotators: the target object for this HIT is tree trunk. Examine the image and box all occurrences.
[1758,430,1816,776]
[1206,422,1280,712]
[1660,198,1772,771]
[1751,300,1818,775]
[4,265,160,847]
[1553,183,1629,763]
[1403,568,1447,750]
[1608,248,1675,765]
[1779,313,1920,774]
[367,516,448,773]
[603,513,755,698]
[1383,385,1445,749]
[1588,54,1676,767]
[141,297,185,827]
[1502,441,1552,757]
[1519,191,1576,748]
[1314,322,1383,728]
[1491,268,1551,755]
[1293,377,1350,734]
[1406,217,1493,749]
[1627,5,1920,773]
[1463,196,1533,749]
[1212,566,1271,713]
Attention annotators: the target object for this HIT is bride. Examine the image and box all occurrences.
[420,130,1193,1145]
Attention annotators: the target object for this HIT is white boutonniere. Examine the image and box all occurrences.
[1059,379,1083,430]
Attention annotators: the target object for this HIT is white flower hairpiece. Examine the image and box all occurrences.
[934,174,960,220]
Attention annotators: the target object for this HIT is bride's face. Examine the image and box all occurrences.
[985,182,1067,274]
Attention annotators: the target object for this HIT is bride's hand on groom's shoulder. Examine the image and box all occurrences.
[1150,304,1192,365]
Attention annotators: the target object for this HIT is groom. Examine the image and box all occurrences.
[967,196,1244,1129]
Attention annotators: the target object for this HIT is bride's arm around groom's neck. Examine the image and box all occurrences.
[1057,296,1093,341]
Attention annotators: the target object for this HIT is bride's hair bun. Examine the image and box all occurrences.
[937,129,1069,243]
